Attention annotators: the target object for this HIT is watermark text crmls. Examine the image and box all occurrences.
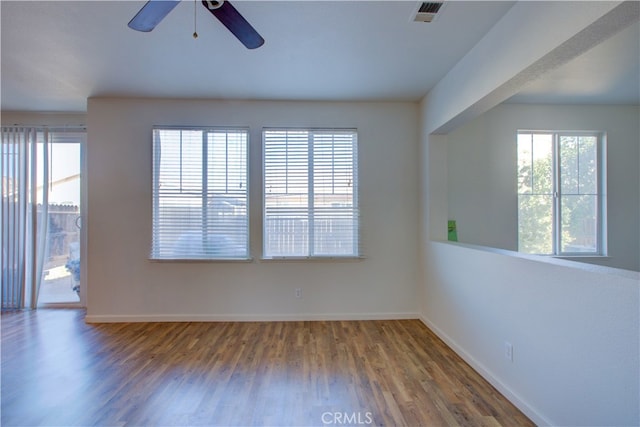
[321,411,373,425]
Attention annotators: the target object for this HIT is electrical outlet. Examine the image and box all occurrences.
[295,288,302,298]
[505,341,513,362]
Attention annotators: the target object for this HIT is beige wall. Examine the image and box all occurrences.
[85,98,420,321]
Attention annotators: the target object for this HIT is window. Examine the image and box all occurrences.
[263,129,359,258]
[151,127,249,260]
[517,131,605,256]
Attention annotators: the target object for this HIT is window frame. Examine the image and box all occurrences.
[262,127,361,260]
[517,129,606,257]
[150,126,250,261]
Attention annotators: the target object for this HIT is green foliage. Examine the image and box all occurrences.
[518,153,553,254]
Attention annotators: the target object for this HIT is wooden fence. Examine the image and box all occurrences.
[44,204,80,262]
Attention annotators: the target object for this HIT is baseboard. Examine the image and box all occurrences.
[85,311,420,323]
[419,315,552,427]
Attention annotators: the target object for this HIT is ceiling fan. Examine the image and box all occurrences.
[128,0,264,49]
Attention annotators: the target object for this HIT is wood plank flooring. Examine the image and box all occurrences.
[1,309,534,426]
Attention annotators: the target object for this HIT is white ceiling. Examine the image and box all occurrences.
[1,1,638,113]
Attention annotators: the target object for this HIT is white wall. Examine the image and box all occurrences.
[447,103,640,271]
[85,98,420,321]
[419,2,640,425]
[422,242,639,426]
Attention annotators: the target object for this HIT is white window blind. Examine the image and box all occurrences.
[263,129,359,258]
[151,127,249,260]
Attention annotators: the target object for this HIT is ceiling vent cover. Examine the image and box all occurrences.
[413,2,444,22]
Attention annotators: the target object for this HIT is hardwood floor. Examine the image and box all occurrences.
[1,309,533,426]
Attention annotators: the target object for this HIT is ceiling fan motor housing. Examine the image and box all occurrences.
[205,0,224,10]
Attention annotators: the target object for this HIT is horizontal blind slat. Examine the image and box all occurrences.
[263,128,360,258]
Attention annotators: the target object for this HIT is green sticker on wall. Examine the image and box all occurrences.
[448,220,458,242]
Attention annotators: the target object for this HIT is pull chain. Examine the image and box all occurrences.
[193,0,198,39]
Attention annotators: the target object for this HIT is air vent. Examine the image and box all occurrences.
[413,1,444,23]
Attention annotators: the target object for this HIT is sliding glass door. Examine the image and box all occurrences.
[38,134,83,305]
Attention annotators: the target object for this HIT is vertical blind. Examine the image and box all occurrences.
[1,127,50,309]
[263,128,359,258]
[151,127,249,260]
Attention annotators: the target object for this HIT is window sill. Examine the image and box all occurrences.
[552,255,610,260]
[149,257,254,263]
[260,256,365,262]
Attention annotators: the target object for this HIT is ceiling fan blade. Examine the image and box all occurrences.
[128,0,181,32]
[201,1,264,49]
